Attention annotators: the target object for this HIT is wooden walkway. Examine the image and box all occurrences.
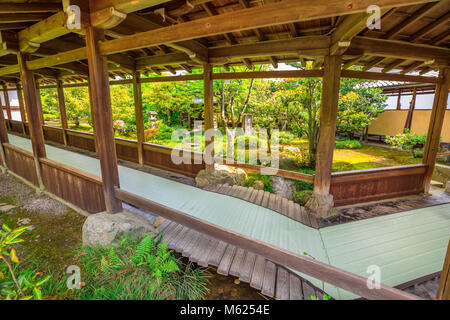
[205,184,450,229]
[203,184,321,228]
[156,218,328,300]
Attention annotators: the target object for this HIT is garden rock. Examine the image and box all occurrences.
[195,165,248,187]
[446,181,450,194]
[432,164,450,185]
[82,211,155,247]
[253,180,265,190]
[270,176,297,199]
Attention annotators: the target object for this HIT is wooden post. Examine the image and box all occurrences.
[396,89,402,110]
[16,83,27,133]
[56,79,68,145]
[17,52,46,189]
[422,67,450,193]
[132,71,145,165]
[35,79,44,125]
[85,26,122,213]
[87,78,98,153]
[307,55,342,218]
[436,240,450,300]
[0,91,9,169]
[203,63,215,171]
[404,87,416,131]
[2,84,12,122]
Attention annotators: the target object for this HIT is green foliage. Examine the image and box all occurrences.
[335,140,362,149]
[77,235,209,300]
[0,224,51,300]
[292,190,313,206]
[246,172,273,193]
[385,130,428,151]
[412,148,424,158]
[294,180,314,192]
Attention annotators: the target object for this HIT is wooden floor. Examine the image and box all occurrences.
[205,184,450,229]
[156,218,328,300]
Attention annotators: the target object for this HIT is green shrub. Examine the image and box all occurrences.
[295,180,314,191]
[412,148,424,158]
[335,140,362,149]
[77,235,209,300]
[155,123,176,141]
[385,130,428,151]
[279,131,295,145]
[292,190,313,206]
[246,172,273,193]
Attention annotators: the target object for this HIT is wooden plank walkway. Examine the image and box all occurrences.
[156,219,328,300]
[203,184,321,228]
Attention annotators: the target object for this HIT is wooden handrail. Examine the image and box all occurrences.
[115,187,422,300]
[2,143,34,159]
[39,157,103,185]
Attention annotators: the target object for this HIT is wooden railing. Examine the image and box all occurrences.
[115,187,421,300]
[2,143,39,186]
[330,164,427,206]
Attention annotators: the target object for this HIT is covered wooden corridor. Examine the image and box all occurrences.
[0,0,449,300]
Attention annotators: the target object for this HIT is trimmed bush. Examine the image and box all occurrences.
[292,190,313,206]
[335,140,362,149]
[412,148,424,158]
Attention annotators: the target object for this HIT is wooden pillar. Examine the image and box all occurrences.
[85,26,122,213]
[436,240,450,300]
[56,79,68,145]
[16,83,27,133]
[396,89,402,110]
[307,55,342,218]
[422,67,450,193]
[2,84,12,121]
[17,52,46,189]
[404,88,416,131]
[203,63,215,171]
[87,78,98,153]
[0,90,9,169]
[35,79,44,125]
[132,71,145,165]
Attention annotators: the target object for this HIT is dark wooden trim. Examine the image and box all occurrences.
[203,63,214,171]
[56,79,68,145]
[39,157,103,185]
[437,240,450,300]
[341,70,438,83]
[132,71,144,165]
[212,70,323,80]
[115,187,421,300]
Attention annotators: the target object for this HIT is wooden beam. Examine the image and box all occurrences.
[209,36,330,63]
[349,37,450,66]
[17,52,45,188]
[422,67,450,193]
[212,70,323,80]
[382,59,404,73]
[203,63,214,171]
[396,89,402,110]
[90,0,172,14]
[26,47,87,71]
[99,0,437,55]
[85,26,122,213]
[135,52,191,70]
[401,61,425,74]
[384,2,439,39]
[56,79,68,145]
[132,71,144,165]
[0,3,61,13]
[0,13,50,23]
[308,55,342,218]
[410,11,450,42]
[404,88,417,130]
[18,11,70,53]
[16,83,26,127]
[341,70,438,83]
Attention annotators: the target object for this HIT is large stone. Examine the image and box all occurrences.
[433,164,450,185]
[270,176,297,199]
[446,181,450,194]
[305,193,334,219]
[195,165,248,188]
[82,211,155,247]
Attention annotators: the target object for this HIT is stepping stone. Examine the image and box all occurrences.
[0,205,16,212]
